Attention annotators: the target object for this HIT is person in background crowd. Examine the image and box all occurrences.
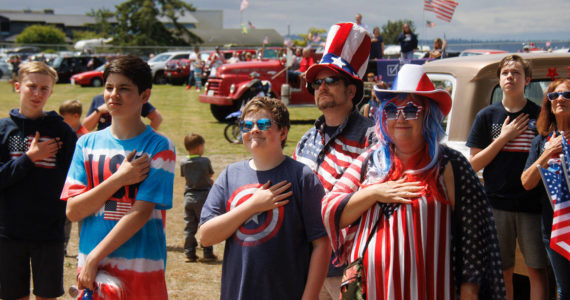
[429,37,447,59]
[186,46,200,90]
[521,78,570,300]
[370,26,384,59]
[83,94,163,131]
[354,13,370,32]
[398,23,418,61]
[466,55,548,300]
[294,22,375,300]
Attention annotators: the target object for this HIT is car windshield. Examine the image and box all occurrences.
[491,80,551,106]
[50,57,62,68]
[149,54,171,63]
[96,65,106,72]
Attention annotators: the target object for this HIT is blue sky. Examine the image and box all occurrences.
[4,0,570,41]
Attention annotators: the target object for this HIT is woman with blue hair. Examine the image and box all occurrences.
[321,64,506,299]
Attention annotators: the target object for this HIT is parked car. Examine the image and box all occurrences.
[459,49,508,57]
[50,56,106,83]
[147,51,191,85]
[165,49,258,86]
[423,52,570,159]
[0,59,12,79]
[70,65,105,87]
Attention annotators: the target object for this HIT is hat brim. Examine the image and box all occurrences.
[374,88,452,116]
[306,64,364,106]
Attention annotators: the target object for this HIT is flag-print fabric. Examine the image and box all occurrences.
[424,0,459,22]
[8,134,56,168]
[61,126,175,299]
[537,136,570,261]
[294,110,375,193]
[322,145,506,299]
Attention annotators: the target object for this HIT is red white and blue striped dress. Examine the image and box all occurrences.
[322,145,506,300]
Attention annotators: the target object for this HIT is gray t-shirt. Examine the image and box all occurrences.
[180,156,213,194]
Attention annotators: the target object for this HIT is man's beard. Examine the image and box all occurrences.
[317,93,339,110]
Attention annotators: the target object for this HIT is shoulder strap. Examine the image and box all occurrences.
[357,150,381,258]
[359,207,382,258]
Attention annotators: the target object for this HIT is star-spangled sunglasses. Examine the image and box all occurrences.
[239,118,273,133]
[383,102,423,120]
[547,91,570,101]
[309,76,346,90]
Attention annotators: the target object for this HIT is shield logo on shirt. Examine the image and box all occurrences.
[226,184,285,246]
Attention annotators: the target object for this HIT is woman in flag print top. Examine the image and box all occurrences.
[521,78,570,300]
[321,64,505,299]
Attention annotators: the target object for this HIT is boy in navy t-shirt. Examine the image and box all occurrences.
[199,97,330,300]
[466,55,547,300]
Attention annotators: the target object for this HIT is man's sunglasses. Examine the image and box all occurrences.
[309,76,345,90]
[383,102,423,120]
[547,91,570,101]
[239,118,273,133]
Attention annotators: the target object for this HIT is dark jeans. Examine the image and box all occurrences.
[184,191,212,257]
[543,231,570,299]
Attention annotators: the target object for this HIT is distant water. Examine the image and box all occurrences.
[419,40,570,53]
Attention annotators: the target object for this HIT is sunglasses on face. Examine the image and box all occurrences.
[239,118,273,133]
[547,91,570,101]
[383,102,423,120]
[310,76,345,90]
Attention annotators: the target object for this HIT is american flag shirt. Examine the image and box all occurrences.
[322,146,506,299]
[0,109,77,242]
[61,126,176,299]
[294,110,375,193]
[466,100,541,212]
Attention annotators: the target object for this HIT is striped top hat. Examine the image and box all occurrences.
[374,64,452,116]
[306,22,371,104]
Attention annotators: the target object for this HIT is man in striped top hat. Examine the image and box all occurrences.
[293,22,376,300]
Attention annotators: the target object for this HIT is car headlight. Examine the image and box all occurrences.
[230,84,236,94]
[205,82,209,90]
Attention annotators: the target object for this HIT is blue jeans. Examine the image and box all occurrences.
[543,233,570,299]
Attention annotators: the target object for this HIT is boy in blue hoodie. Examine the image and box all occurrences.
[0,61,77,300]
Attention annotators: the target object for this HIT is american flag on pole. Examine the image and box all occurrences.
[537,136,570,261]
[424,0,459,23]
[240,0,249,12]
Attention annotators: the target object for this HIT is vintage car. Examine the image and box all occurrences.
[199,48,321,122]
[70,64,105,87]
[459,49,508,57]
[423,52,570,159]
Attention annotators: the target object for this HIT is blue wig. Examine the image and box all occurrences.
[371,95,446,179]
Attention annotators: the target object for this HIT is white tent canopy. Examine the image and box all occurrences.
[74,38,113,51]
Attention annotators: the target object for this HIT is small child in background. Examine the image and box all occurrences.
[180,133,216,262]
[59,99,89,257]
[59,99,89,138]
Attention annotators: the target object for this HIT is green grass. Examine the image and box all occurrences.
[0,80,322,299]
[0,81,321,173]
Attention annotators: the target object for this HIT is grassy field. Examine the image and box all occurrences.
[0,80,321,299]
